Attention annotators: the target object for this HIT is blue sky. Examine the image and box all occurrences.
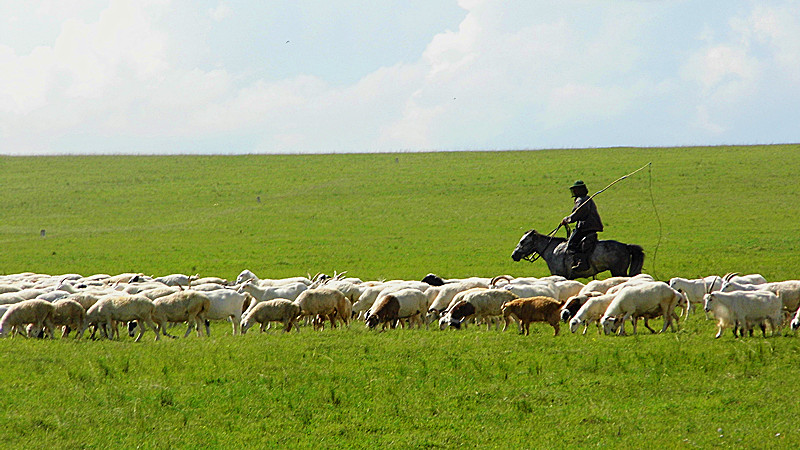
[1,0,799,154]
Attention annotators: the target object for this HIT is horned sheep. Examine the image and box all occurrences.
[669,273,767,316]
[703,290,783,338]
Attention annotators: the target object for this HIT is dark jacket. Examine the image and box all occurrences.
[566,195,603,232]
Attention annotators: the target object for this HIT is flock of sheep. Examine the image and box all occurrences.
[1,269,799,341]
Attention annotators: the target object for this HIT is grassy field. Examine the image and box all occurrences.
[1,145,800,447]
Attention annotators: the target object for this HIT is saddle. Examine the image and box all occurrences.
[580,233,599,255]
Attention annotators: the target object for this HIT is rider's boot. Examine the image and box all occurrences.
[570,252,588,272]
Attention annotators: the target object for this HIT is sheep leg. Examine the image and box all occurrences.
[159,321,177,339]
[146,318,161,341]
[101,322,112,340]
[133,320,147,342]
[10,325,24,338]
[184,320,195,338]
[42,318,55,339]
[618,314,630,336]
[644,318,657,334]
[658,306,671,334]
[231,316,240,335]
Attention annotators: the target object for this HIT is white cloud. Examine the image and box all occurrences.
[2,1,800,154]
[208,2,230,22]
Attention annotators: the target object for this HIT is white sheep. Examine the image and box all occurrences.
[578,277,631,295]
[569,293,618,335]
[553,279,585,301]
[0,288,47,304]
[600,282,685,336]
[293,288,351,330]
[241,299,301,333]
[203,289,251,335]
[66,292,105,311]
[0,285,21,295]
[703,290,783,338]
[81,294,160,342]
[670,273,766,317]
[191,277,229,286]
[151,290,211,338]
[351,284,386,318]
[365,288,428,329]
[104,273,148,285]
[239,281,308,315]
[50,299,87,339]
[138,286,181,301]
[153,273,197,287]
[235,269,311,287]
[0,299,56,338]
[605,274,655,295]
[559,291,602,322]
[35,290,71,303]
[439,288,518,331]
[748,280,800,313]
[425,280,487,324]
[357,282,435,322]
[320,280,364,309]
[502,282,557,302]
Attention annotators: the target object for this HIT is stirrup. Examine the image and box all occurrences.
[571,260,587,271]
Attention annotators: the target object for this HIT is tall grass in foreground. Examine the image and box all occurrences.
[0,316,799,448]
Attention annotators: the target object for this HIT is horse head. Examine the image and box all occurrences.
[511,229,541,261]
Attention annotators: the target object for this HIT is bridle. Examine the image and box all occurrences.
[521,224,569,264]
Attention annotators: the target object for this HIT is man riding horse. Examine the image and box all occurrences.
[560,180,602,272]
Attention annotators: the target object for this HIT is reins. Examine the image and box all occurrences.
[522,223,570,263]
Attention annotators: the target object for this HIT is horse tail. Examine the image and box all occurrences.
[627,245,645,276]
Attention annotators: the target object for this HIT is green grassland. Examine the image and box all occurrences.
[1,145,800,447]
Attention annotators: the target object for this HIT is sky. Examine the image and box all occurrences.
[1,0,799,155]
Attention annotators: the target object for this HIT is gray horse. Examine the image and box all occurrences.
[511,229,644,280]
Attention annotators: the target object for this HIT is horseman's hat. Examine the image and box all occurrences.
[569,180,586,190]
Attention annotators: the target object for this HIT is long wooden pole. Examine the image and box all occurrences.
[548,162,652,237]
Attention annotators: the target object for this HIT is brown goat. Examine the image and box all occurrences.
[501,296,564,336]
[366,295,400,330]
